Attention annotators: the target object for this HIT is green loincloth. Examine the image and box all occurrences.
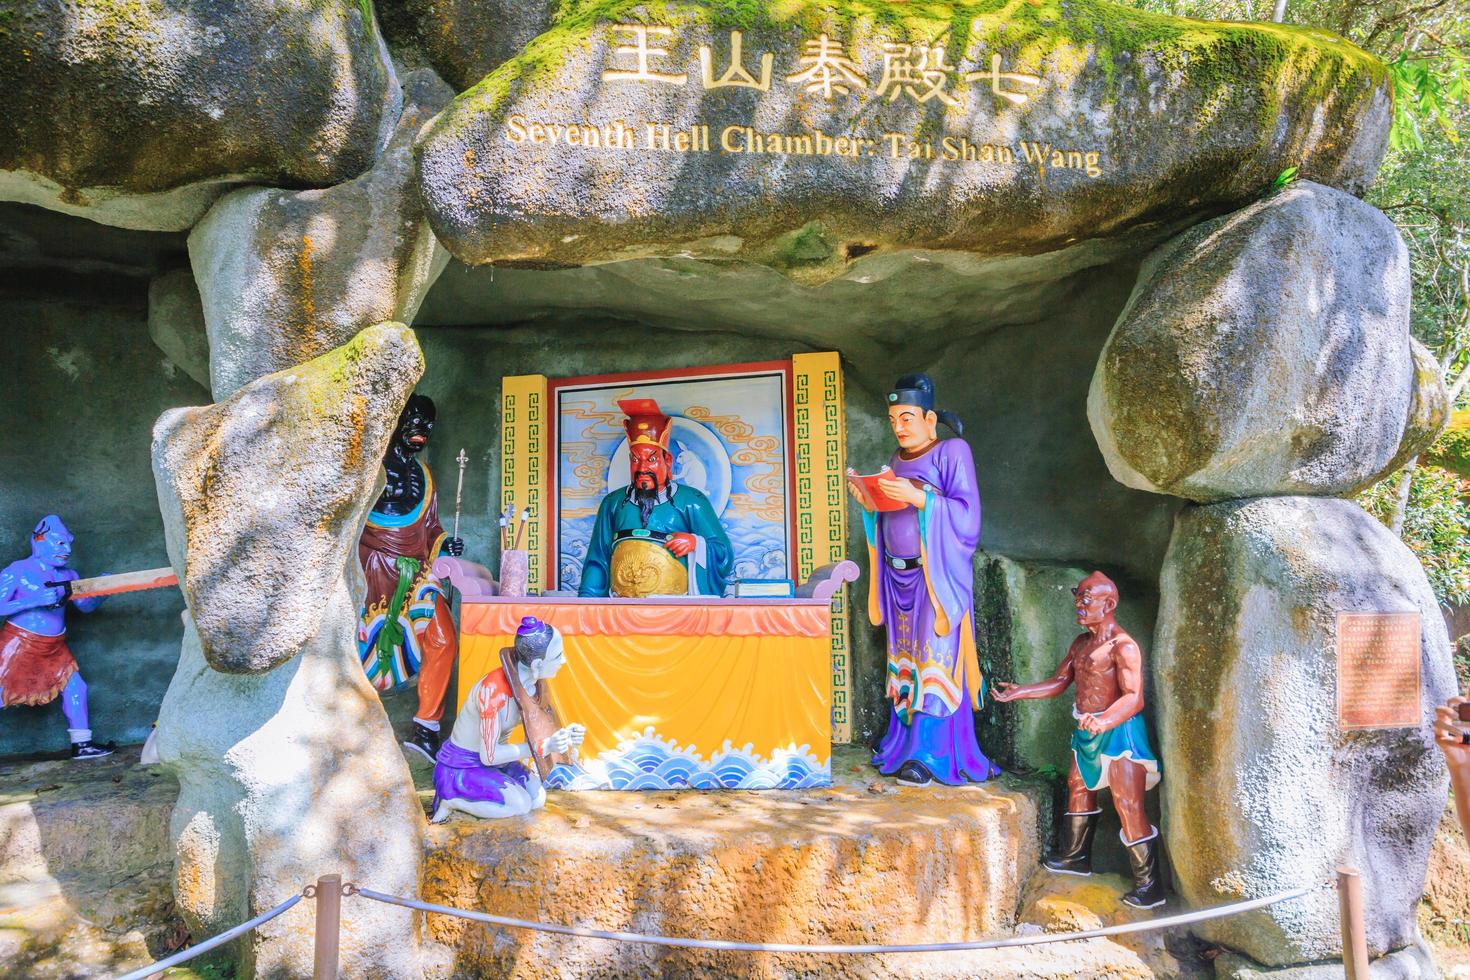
[1070,709,1162,792]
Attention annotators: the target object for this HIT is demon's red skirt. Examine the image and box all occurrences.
[0,621,77,707]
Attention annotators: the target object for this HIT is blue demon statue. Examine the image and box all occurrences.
[0,516,112,759]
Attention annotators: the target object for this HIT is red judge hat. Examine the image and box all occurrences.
[619,398,673,452]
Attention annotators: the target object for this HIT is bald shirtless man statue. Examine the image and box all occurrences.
[992,571,1165,909]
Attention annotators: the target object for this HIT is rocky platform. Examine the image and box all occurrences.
[421,745,1213,978]
[0,747,182,979]
[2,743,1222,978]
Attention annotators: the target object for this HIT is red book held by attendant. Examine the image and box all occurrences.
[847,467,921,512]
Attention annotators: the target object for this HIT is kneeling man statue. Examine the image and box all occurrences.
[431,617,585,822]
[992,571,1165,909]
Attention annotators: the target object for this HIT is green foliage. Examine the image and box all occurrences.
[1369,117,1470,395]
[1426,410,1470,479]
[1386,50,1468,151]
[161,953,236,979]
[1455,633,1470,693]
[1360,464,1470,607]
[1270,165,1299,192]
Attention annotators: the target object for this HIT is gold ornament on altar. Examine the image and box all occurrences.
[609,538,688,597]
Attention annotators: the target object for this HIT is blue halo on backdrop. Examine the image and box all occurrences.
[607,417,733,516]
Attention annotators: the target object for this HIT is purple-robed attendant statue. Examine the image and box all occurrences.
[849,374,999,786]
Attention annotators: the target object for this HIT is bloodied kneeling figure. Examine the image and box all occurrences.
[992,571,1165,909]
[851,374,999,787]
[431,617,586,822]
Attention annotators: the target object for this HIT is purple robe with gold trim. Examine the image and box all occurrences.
[863,437,998,784]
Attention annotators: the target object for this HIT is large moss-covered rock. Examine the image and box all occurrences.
[190,69,453,398]
[416,0,1388,277]
[1090,182,1416,501]
[152,323,426,977]
[152,323,423,674]
[378,0,553,92]
[1155,496,1453,966]
[0,0,400,232]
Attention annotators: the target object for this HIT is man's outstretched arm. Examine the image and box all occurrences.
[992,639,1079,702]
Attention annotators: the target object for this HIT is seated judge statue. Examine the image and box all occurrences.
[578,399,734,598]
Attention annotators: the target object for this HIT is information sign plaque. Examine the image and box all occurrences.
[1336,611,1421,730]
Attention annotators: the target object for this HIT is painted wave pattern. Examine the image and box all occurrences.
[546,727,830,791]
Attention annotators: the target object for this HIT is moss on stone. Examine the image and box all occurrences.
[1426,409,1470,481]
[763,220,838,269]
[428,0,1386,173]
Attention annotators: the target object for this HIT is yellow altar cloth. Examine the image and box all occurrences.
[457,597,833,789]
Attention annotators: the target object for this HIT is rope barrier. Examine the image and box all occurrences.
[353,883,1318,954]
[113,893,303,980]
[106,874,1333,977]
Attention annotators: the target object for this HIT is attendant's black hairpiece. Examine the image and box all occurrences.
[887,373,963,436]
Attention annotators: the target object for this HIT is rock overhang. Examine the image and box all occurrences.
[412,221,1182,359]
[414,0,1391,283]
[0,0,400,231]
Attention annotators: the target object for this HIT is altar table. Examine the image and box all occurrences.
[456,597,833,790]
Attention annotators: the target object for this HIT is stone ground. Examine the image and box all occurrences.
[25,743,1470,978]
[0,747,184,978]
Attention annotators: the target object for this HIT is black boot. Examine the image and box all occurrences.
[402,722,441,763]
[895,761,933,786]
[70,740,114,760]
[1043,810,1099,875]
[1121,829,1166,909]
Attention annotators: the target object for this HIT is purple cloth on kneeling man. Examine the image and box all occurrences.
[432,740,533,811]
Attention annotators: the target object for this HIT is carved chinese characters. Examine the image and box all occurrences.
[492,24,1102,177]
[601,27,1041,109]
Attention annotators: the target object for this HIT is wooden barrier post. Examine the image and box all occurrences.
[1337,866,1370,980]
[312,874,342,980]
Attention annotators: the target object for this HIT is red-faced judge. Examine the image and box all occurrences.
[577,399,734,598]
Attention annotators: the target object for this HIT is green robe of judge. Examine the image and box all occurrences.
[578,483,735,597]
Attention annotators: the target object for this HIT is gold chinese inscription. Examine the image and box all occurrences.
[787,33,869,99]
[506,25,1109,179]
[699,30,773,91]
[602,26,1044,109]
[604,25,687,86]
[1337,611,1421,730]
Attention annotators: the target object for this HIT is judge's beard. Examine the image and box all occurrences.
[631,482,661,527]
